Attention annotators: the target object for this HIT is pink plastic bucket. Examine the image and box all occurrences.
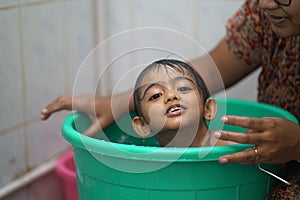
[56,151,78,200]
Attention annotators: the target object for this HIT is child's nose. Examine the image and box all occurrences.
[164,89,179,103]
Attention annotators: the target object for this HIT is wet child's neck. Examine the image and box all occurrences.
[155,124,209,147]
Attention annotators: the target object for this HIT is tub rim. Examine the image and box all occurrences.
[62,98,298,162]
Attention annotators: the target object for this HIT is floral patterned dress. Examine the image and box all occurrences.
[226,0,300,198]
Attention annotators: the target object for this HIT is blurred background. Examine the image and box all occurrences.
[0,0,260,199]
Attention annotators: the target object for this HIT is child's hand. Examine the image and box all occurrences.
[40,95,117,137]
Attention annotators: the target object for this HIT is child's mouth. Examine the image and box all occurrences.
[166,104,186,117]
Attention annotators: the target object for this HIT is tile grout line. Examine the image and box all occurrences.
[17,1,29,170]
[92,0,100,95]
[0,0,60,11]
[0,117,41,137]
[129,0,137,85]
[62,1,69,94]
[193,0,200,44]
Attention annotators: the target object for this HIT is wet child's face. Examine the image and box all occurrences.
[137,67,205,134]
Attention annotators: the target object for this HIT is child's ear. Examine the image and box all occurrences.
[132,116,151,138]
[204,98,218,121]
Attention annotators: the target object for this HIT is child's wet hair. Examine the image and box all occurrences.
[133,59,210,117]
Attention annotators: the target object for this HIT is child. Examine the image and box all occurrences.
[132,59,232,147]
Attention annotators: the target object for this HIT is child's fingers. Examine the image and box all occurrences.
[40,96,72,120]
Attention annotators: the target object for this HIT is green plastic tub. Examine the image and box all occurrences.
[62,98,298,200]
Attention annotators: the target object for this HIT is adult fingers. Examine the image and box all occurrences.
[218,147,260,164]
[215,131,261,145]
[222,116,276,132]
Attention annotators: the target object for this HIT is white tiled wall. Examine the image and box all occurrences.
[0,9,23,132]
[0,129,26,187]
[63,0,95,94]
[0,0,95,198]
[100,0,255,96]
[0,6,26,191]
[1,0,259,198]
[21,2,66,120]
[0,1,18,7]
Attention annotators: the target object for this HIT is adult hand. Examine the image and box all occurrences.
[216,116,300,165]
[41,94,129,137]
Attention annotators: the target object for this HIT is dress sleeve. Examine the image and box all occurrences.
[226,0,266,68]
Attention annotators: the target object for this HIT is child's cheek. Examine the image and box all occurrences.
[146,104,166,132]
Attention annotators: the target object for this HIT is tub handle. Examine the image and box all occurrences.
[258,164,292,185]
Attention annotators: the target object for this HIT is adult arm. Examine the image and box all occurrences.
[194,39,300,164]
[190,38,258,94]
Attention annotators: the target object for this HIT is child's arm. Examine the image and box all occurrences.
[41,90,134,137]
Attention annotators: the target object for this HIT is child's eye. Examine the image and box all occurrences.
[149,93,162,101]
[177,86,192,92]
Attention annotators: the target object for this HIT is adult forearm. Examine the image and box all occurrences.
[190,38,258,94]
[190,55,225,94]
